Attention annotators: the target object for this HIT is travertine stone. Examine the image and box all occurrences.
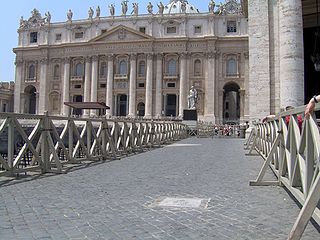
[145,53,153,118]
[62,58,70,116]
[279,0,304,108]
[128,54,137,117]
[38,58,48,114]
[106,55,114,116]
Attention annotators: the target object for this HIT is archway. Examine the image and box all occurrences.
[73,95,83,116]
[166,94,177,117]
[24,85,37,114]
[137,102,145,117]
[223,82,240,124]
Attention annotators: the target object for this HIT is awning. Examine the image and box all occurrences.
[64,102,110,110]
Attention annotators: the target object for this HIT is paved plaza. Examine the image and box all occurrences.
[0,138,319,240]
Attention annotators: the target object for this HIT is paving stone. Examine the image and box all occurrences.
[0,138,319,239]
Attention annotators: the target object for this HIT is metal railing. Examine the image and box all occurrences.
[0,112,187,177]
[245,104,320,240]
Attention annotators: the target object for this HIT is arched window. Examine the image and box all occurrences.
[138,61,145,76]
[227,58,237,76]
[119,60,127,75]
[194,59,201,76]
[53,64,60,79]
[168,59,176,75]
[100,62,107,77]
[28,65,35,79]
[75,63,84,76]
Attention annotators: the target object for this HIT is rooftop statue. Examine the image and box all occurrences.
[208,0,215,13]
[147,2,153,14]
[96,6,100,18]
[44,11,51,23]
[131,3,139,16]
[157,2,164,15]
[181,1,186,13]
[19,16,27,28]
[67,9,73,21]
[109,4,115,17]
[121,0,128,16]
[88,7,94,19]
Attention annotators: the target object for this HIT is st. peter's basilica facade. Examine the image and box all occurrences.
[13,0,248,123]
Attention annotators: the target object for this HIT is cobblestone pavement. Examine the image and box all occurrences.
[0,138,319,240]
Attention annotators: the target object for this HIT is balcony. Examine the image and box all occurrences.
[163,73,179,80]
[25,78,36,83]
[114,74,128,80]
[70,76,84,82]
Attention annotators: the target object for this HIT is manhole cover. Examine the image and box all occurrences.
[151,197,210,209]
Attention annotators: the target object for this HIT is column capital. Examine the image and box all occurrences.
[180,52,188,59]
[63,57,71,64]
[147,53,154,60]
[130,53,137,61]
[50,58,62,64]
[207,51,220,59]
[15,58,23,66]
[85,56,92,63]
[40,58,49,64]
[107,54,114,61]
[91,55,99,62]
[156,53,164,60]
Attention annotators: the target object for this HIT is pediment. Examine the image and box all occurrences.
[90,25,154,43]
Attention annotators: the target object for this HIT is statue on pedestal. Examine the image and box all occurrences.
[67,9,73,21]
[208,0,216,13]
[147,2,153,14]
[88,7,94,19]
[188,86,198,109]
[131,3,139,16]
[109,4,115,17]
[157,2,164,15]
[96,6,101,18]
[121,0,128,15]
[45,11,51,23]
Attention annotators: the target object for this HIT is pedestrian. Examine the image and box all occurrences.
[305,94,320,119]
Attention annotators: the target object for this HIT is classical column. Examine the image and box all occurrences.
[179,53,187,118]
[218,90,224,124]
[62,57,71,116]
[90,55,98,116]
[279,0,304,107]
[84,56,92,116]
[155,53,163,118]
[106,55,114,116]
[128,54,137,117]
[14,59,23,113]
[144,53,153,118]
[239,89,245,123]
[205,51,216,121]
[243,52,249,120]
[38,58,48,114]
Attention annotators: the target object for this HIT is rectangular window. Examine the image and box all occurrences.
[100,83,106,88]
[75,32,84,39]
[55,33,62,41]
[226,102,229,110]
[167,83,176,88]
[227,21,237,33]
[167,26,177,34]
[30,32,38,43]
[74,84,82,89]
[138,82,145,88]
[194,26,202,34]
[101,29,107,34]
[139,27,146,34]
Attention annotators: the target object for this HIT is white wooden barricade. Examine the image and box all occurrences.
[0,112,187,176]
[246,104,320,240]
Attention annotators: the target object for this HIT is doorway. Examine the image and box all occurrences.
[166,94,177,117]
[223,83,240,124]
[24,85,37,114]
[117,94,127,116]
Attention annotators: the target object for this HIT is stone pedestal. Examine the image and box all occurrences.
[183,109,197,121]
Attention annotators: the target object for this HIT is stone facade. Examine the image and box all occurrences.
[0,82,14,112]
[13,1,249,123]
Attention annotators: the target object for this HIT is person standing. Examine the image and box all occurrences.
[305,95,320,118]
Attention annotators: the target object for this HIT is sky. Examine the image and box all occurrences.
[0,0,223,82]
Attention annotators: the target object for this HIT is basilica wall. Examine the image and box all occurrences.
[14,1,248,123]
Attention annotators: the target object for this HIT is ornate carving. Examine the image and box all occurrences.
[19,8,46,30]
[85,56,92,63]
[157,53,163,60]
[63,57,71,64]
[118,29,126,40]
[107,54,114,62]
[180,52,188,59]
[130,53,137,61]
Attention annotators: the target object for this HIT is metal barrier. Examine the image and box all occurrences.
[246,104,320,240]
[197,122,246,138]
[0,112,187,177]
